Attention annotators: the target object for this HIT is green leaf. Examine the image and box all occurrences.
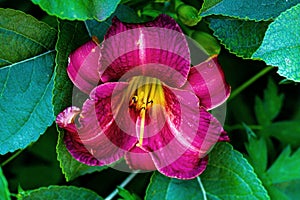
[18,185,103,200]
[267,146,300,184]
[207,17,270,58]
[273,121,300,145]
[0,51,55,155]
[146,143,269,200]
[0,167,10,200]
[31,0,121,21]
[266,185,289,200]
[274,179,300,200]
[254,79,284,126]
[245,128,268,174]
[146,172,203,200]
[252,4,300,82]
[200,0,299,21]
[0,8,56,68]
[117,187,141,200]
[85,4,141,41]
[259,121,300,148]
[7,127,63,189]
[200,0,222,14]
[56,130,107,182]
[52,20,90,116]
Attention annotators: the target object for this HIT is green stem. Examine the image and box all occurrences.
[197,176,207,200]
[10,193,19,198]
[105,171,139,200]
[228,66,273,102]
[0,149,24,167]
[225,124,262,132]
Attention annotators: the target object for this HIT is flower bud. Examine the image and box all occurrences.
[177,4,201,26]
[191,31,221,56]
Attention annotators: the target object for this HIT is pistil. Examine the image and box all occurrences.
[136,108,146,147]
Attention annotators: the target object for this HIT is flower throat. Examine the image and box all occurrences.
[127,76,165,147]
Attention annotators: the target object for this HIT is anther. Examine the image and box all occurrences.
[132,96,138,102]
[129,96,138,107]
[140,106,146,111]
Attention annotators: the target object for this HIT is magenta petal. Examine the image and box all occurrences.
[56,106,102,165]
[67,40,101,94]
[219,130,230,142]
[56,106,81,133]
[125,146,156,171]
[159,154,209,179]
[99,15,190,87]
[141,86,200,152]
[71,82,138,165]
[139,86,224,179]
[64,129,104,166]
[184,56,230,110]
[148,108,224,179]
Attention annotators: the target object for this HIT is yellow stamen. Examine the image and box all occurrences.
[127,76,165,146]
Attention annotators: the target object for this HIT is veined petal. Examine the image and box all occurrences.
[99,15,190,87]
[148,109,225,179]
[56,106,80,133]
[67,40,101,94]
[64,129,103,166]
[139,86,225,179]
[159,153,209,179]
[125,146,156,171]
[184,56,230,110]
[56,106,101,165]
[66,82,137,166]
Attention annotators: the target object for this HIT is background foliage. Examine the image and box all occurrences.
[0,0,300,199]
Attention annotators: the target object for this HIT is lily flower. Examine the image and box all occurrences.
[56,15,230,179]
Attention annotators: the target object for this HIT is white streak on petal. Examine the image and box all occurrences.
[137,29,146,64]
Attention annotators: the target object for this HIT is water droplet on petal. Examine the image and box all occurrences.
[208,62,214,68]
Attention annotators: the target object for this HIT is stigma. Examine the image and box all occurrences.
[127,76,165,147]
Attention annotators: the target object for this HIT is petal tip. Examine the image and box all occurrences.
[56,106,80,131]
[67,40,101,93]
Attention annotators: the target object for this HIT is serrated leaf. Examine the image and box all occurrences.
[254,79,284,126]
[0,8,56,68]
[146,143,269,200]
[31,0,121,21]
[245,129,268,174]
[18,185,103,200]
[52,20,90,116]
[267,146,300,184]
[56,130,107,182]
[200,0,299,21]
[259,121,300,148]
[207,17,270,58]
[0,51,55,155]
[252,4,300,82]
[0,167,10,200]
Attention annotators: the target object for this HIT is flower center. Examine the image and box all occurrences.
[127,76,165,147]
